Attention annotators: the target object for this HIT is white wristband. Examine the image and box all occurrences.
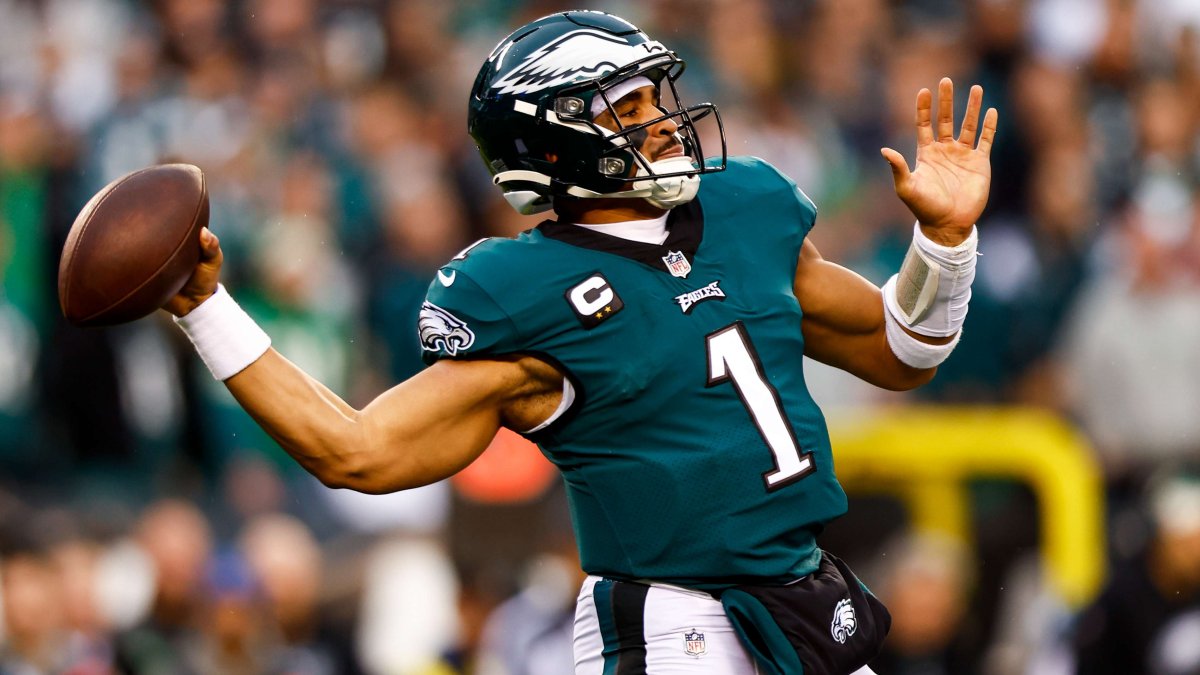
[883,224,977,337]
[882,293,962,369]
[174,284,271,381]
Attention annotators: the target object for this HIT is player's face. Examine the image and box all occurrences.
[593,85,685,164]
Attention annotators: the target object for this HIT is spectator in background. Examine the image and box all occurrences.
[1059,186,1200,491]
[930,137,1095,405]
[0,97,56,461]
[350,84,474,382]
[0,547,71,672]
[114,499,212,672]
[51,529,116,671]
[240,512,352,674]
[0,506,120,672]
[1073,471,1200,675]
[476,537,583,675]
[870,532,979,675]
[355,536,460,674]
[184,550,276,675]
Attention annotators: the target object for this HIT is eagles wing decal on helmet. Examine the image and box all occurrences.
[490,29,667,96]
[418,302,476,356]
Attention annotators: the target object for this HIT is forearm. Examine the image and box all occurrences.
[173,283,513,493]
[172,287,375,486]
[224,348,368,487]
[224,351,505,493]
[802,308,936,391]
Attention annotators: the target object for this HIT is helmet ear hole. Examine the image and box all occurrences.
[599,157,626,176]
[555,97,587,118]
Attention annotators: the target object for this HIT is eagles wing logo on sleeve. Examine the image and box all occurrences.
[490,29,667,96]
[418,302,476,356]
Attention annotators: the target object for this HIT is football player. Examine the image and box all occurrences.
[165,10,996,675]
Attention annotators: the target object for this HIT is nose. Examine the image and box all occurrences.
[651,108,678,136]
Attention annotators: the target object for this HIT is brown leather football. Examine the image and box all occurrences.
[58,164,208,327]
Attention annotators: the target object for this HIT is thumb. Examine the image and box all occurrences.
[880,147,910,187]
[199,227,222,262]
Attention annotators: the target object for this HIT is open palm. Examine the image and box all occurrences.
[882,78,998,245]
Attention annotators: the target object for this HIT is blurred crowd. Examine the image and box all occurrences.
[0,0,1199,673]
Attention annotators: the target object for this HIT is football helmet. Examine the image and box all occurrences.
[468,11,726,214]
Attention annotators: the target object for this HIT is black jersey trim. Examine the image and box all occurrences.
[536,198,705,274]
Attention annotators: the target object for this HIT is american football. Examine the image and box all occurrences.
[58,163,208,327]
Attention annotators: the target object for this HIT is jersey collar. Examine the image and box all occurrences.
[537,198,704,273]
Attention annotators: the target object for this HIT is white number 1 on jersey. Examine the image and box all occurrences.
[706,322,815,491]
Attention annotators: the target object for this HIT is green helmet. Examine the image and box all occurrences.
[468,10,726,215]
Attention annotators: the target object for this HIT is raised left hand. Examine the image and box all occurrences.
[882,78,998,246]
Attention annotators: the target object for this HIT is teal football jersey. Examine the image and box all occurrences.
[421,156,847,587]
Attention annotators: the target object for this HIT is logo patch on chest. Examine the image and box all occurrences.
[674,281,725,314]
[662,250,692,278]
[565,273,624,328]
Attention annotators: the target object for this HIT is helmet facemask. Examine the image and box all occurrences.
[546,56,725,210]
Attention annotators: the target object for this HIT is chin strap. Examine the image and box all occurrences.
[562,156,700,208]
[494,156,700,213]
[638,156,701,209]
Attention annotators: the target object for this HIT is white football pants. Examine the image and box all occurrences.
[573,575,878,675]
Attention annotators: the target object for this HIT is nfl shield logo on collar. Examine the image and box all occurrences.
[683,629,706,657]
[662,250,692,278]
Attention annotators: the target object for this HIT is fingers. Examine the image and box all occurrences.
[959,84,983,146]
[880,147,911,187]
[936,77,955,142]
[915,88,934,147]
[923,78,996,152]
[977,107,999,156]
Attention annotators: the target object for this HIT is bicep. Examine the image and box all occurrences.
[354,356,560,492]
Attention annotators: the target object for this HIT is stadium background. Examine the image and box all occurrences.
[0,0,1198,672]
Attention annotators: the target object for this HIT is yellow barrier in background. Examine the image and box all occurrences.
[828,407,1105,608]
